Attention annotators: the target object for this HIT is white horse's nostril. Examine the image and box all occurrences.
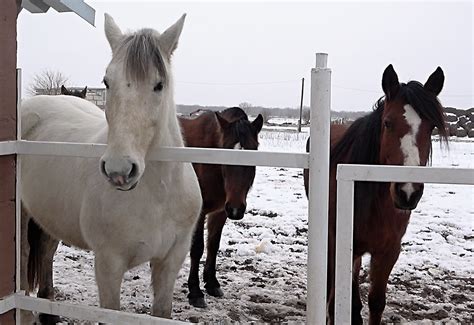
[101,157,138,184]
[129,162,138,179]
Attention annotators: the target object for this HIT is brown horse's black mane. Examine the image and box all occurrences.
[330,81,448,215]
[220,107,248,121]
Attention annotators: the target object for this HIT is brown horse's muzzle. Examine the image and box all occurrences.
[225,202,246,220]
[391,182,424,210]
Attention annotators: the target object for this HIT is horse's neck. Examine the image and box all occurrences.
[356,184,410,228]
[179,114,221,148]
[145,102,186,181]
[152,101,184,148]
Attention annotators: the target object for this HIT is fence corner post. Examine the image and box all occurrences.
[307,52,331,324]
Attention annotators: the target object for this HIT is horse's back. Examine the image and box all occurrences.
[20,95,106,248]
[21,95,105,142]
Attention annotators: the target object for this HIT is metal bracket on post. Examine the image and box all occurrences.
[307,53,331,324]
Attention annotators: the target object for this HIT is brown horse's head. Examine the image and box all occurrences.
[216,110,263,220]
[379,65,447,210]
[61,85,88,99]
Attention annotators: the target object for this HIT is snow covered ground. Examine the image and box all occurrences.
[50,131,473,324]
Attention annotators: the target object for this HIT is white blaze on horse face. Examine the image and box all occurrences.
[400,104,422,200]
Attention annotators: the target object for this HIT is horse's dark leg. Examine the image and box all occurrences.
[203,210,227,297]
[352,256,363,325]
[23,210,61,325]
[20,208,36,324]
[368,247,401,325]
[37,233,60,325]
[187,212,206,308]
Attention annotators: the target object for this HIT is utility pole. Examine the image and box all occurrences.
[298,77,305,132]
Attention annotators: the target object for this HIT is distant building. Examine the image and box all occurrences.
[83,87,106,109]
[35,87,106,110]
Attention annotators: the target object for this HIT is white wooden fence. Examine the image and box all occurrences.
[334,165,474,323]
[0,54,472,324]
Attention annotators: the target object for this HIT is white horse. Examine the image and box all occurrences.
[20,13,202,321]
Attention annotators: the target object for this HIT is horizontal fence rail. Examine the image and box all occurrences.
[337,164,474,184]
[0,292,305,325]
[0,140,16,155]
[1,293,187,325]
[334,164,474,323]
[0,140,309,168]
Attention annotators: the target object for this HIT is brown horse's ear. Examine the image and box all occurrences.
[424,67,444,97]
[61,85,69,95]
[81,86,88,98]
[382,64,400,101]
[252,114,264,133]
[215,112,230,129]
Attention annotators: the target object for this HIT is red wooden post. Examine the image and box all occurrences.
[0,0,18,324]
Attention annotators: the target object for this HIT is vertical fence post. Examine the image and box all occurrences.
[307,53,331,324]
[15,68,22,325]
[0,1,18,324]
[334,178,354,323]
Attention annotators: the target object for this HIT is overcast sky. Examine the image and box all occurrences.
[17,1,473,111]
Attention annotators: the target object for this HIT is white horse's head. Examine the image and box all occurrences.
[100,13,185,191]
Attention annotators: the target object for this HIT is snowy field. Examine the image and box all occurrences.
[49,130,473,324]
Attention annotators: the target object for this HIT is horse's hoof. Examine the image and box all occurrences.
[39,313,61,325]
[206,286,224,297]
[189,296,207,308]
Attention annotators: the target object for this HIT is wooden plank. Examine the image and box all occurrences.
[0,1,17,324]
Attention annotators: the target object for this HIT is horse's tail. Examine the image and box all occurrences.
[27,219,44,292]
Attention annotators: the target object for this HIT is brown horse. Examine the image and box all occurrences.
[60,85,88,98]
[179,107,263,308]
[304,65,448,324]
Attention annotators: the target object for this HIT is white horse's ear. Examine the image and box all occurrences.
[160,14,186,57]
[104,13,123,52]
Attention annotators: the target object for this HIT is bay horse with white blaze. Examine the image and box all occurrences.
[20,13,201,323]
[304,65,448,324]
[179,108,263,308]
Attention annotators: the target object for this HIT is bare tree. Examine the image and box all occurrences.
[238,102,253,115]
[256,107,272,123]
[28,70,69,96]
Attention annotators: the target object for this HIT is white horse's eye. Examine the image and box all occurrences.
[154,82,163,92]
